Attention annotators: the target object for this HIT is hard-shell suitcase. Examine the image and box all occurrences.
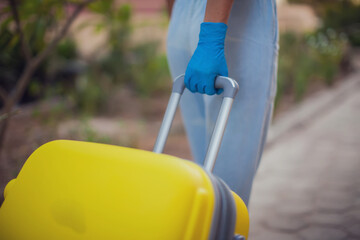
[0,75,249,240]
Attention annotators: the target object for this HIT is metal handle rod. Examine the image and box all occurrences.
[153,92,181,153]
[203,97,234,172]
[153,75,186,153]
[153,74,239,173]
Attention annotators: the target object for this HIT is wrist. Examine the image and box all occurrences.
[199,22,228,43]
[203,0,234,24]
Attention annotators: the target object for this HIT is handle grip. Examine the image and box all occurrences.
[172,74,239,98]
[153,74,239,172]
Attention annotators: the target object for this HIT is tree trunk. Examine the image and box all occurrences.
[0,61,38,156]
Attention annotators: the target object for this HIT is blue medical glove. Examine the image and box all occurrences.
[185,22,228,95]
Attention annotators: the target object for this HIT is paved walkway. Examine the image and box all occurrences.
[248,71,360,239]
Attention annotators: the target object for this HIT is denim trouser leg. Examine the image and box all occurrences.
[167,0,279,206]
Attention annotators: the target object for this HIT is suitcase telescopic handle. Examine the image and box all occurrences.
[153,74,239,172]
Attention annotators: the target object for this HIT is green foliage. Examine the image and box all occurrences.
[276,29,348,107]
[56,39,78,60]
[71,74,107,116]
[81,121,111,144]
[0,1,79,104]
[64,118,111,144]
[87,2,133,85]
[64,1,133,115]
[1,0,171,117]
[0,5,45,101]
[130,42,171,97]
[320,1,360,46]
[71,41,171,114]
[288,0,360,46]
[69,1,170,114]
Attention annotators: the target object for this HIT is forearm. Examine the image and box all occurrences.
[204,0,234,24]
[184,0,233,95]
[166,0,175,17]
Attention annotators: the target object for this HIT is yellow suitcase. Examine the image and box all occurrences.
[0,75,249,240]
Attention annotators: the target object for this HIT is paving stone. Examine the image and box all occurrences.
[287,180,318,194]
[264,214,307,232]
[249,73,360,239]
[253,176,289,192]
[249,209,276,225]
[281,195,314,207]
[299,226,347,240]
[309,212,344,226]
[282,190,315,201]
[342,212,360,227]
[354,198,360,208]
[315,191,354,212]
[346,223,360,237]
[355,188,360,198]
[248,221,266,239]
[316,190,354,200]
[250,229,302,240]
[275,201,314,217]
[321,180,355,194]
[344,209,360,221]
[316,200,353,213]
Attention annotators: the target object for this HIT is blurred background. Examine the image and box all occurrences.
[0,0,359,239]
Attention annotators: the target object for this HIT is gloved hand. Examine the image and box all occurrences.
[185,22,228,95]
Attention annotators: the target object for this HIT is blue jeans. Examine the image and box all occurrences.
[167,0,279,206]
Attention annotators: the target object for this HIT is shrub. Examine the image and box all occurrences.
[276,29,348,108]
[289,0,360,46]
[130,41,171,97]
